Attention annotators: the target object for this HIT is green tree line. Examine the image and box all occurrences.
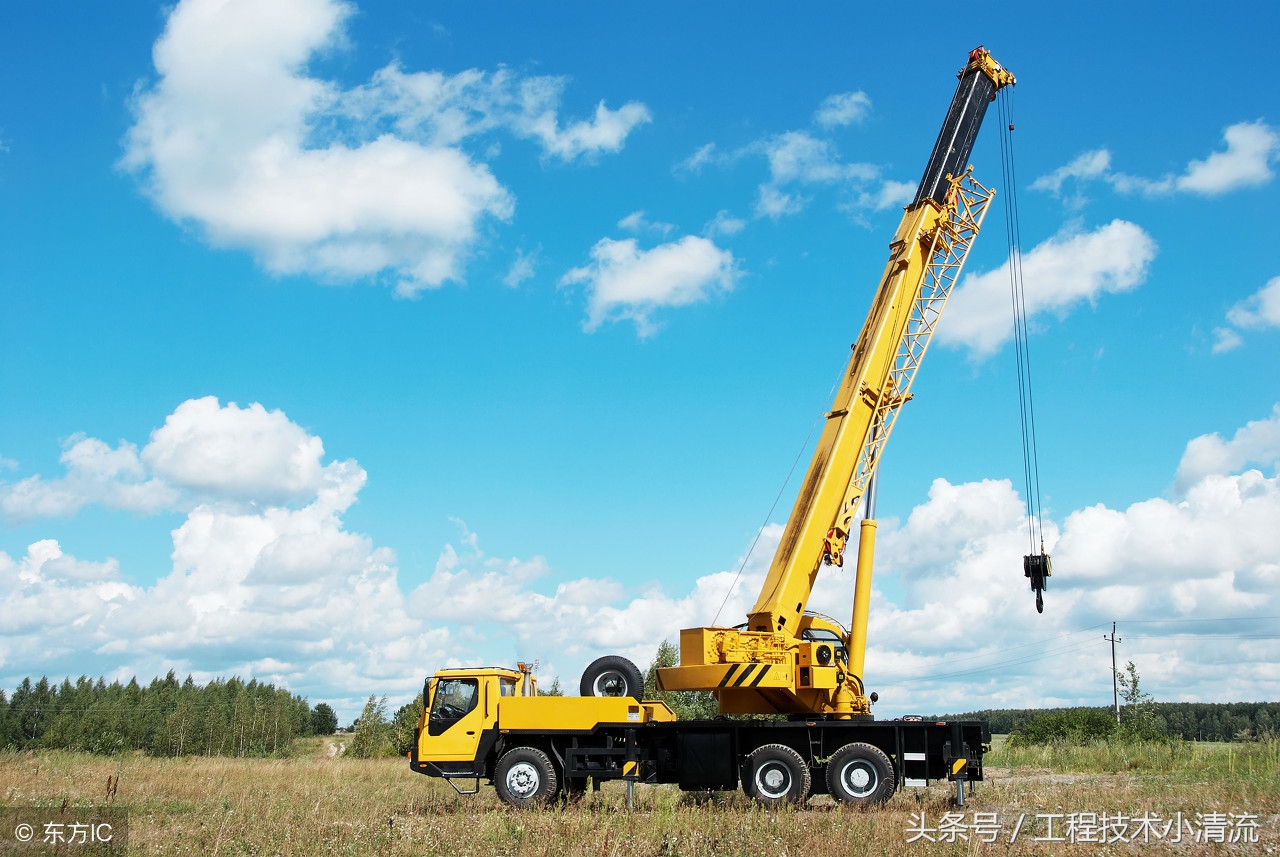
[940,702,1280,742]
[0,672,332,756]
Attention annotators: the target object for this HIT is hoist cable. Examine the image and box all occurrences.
[997,88,1045,552]
[1005,89,1046,550]
[995,92,1033,548]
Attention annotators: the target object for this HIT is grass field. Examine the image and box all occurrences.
[1,737,1276,855]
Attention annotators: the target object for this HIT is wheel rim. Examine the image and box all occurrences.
[754,761,792,799]
[839,758,878,798]
[506,761,541,799]
[592,669,629,697]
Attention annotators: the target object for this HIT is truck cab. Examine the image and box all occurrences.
[414,666,527,775]
[412,661,679,804]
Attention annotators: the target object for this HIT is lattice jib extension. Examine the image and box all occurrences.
[850,172,995,499]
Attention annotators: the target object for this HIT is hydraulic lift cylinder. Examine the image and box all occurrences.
[848,518,877,680]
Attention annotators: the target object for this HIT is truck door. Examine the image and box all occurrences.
[424,677,485,762]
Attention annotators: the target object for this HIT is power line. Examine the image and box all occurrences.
[1119,615,1280,624]
[1124,633,1280,640]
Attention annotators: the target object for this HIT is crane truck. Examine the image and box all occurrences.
[412,47,1026,809]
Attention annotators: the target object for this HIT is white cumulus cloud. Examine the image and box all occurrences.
[1178,120,1279,194]
[939,220,1157,358]
[1034,121,1280,202]
[679,95,906,219]
[1030,149,1113,196]
[1226,276,1280,329]
[0,397,350,521]
[1212,275,1280,353]
[0,436,175,521]
[122,0,649,296]
[502,247,538,288]
[7,402,1280,714]
[142,397,332,503]
[561,235,738,336]
[1174,404,1280,494]
[814,91,871,128]
[754,131,878,218]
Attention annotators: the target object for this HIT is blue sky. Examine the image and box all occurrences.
[2,1,1279,720]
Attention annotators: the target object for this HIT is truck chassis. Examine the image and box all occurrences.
[412,715,989,807]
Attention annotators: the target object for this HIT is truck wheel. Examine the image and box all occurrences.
[580,655,644,700]
[744,744,810,807]
[495,747,559,808]
[826,742,895,806]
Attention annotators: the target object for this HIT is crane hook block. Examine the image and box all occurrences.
[1023,553,1052,614]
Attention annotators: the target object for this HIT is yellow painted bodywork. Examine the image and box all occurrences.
[498,697,676,730]
[659,48,1013,718]
[415,667,675,767]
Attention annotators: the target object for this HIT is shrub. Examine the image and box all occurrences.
[391,694,423,756]
[350,696,396,758]
[1009,708,1117,746]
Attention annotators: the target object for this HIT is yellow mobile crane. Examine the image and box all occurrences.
[413,47,1036,809]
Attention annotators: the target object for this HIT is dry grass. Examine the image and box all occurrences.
[1,738,1276,855]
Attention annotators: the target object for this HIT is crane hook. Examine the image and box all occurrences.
[1023,552,1051,613]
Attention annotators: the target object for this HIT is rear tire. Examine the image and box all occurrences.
[495,747,558,808]
[579,655,644,700]
[826,742,895,806]
[743,744,810,806]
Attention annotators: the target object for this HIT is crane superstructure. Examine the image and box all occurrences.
[656,46,1018,719]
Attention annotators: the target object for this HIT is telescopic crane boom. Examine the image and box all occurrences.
[658,47,1018,718]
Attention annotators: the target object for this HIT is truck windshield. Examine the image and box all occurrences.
[430,678,478,721]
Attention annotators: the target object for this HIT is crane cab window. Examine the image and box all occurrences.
[499,678,517,697]
[428,678,478,735]
[802,628,848,666]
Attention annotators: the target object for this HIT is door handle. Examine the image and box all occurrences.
[466,731,476,735]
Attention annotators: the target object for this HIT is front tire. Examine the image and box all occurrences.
[826,742,895,806]
[743,744,810,806]
[495,747,558,808]
[580,655,644,700]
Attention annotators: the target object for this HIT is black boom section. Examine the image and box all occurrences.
[911,67,996,208]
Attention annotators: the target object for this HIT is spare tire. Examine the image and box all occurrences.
[580,655,644,700]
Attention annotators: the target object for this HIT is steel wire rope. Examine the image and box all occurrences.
[711,367,844,626]
[997,88,1045,553]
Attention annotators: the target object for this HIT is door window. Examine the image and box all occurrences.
[428,678,478,736]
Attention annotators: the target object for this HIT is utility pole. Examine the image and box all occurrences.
[1105,622,1121,724]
